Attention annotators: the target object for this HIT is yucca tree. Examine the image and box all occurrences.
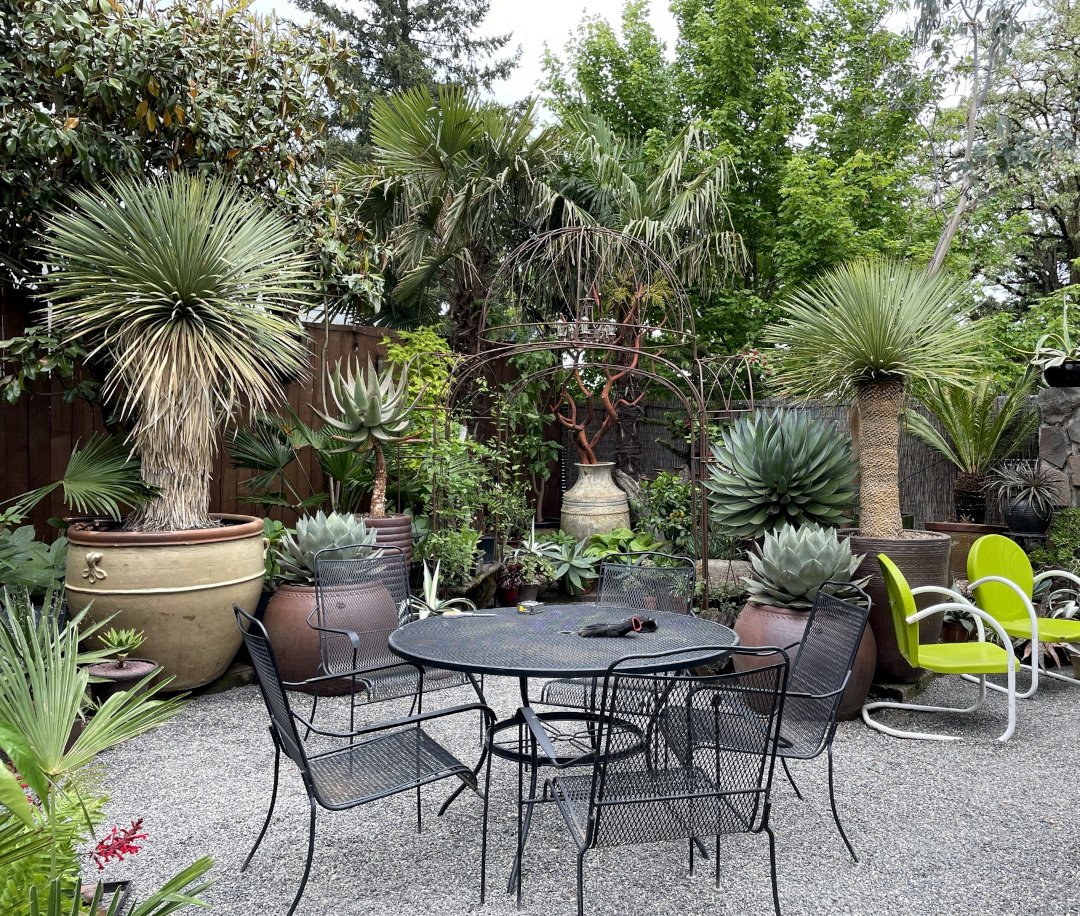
[38,175,312,531]
[541,108,744,294]
[906,375,1039,522]
[766,259,984,538]
[340,85,557,343]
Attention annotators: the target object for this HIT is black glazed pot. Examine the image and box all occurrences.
[1043,359,1080,387]
[1002,497,1053,535]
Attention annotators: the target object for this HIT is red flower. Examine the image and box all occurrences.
[93,819,147,870]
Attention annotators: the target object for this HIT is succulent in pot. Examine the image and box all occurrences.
[276,511,380,586]
[412,561,477,619]
[987,460,1065,535]
[705,408,858,539]
[87,627,158,704]
[1031,298,1080,386]
[743,524,868,609]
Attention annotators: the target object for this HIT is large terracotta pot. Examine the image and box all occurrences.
[925,521,1007,585]
[843,530,951,683]
[361,513,413,563]
[733,601,876,721]
[65,514,265,690]
[561,462,630,540]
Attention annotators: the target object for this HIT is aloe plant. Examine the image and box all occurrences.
[276,511,380,585]
[744,524,867,609]
[705,409,858,538]
[412,561,477,619]
[317,358,422,518]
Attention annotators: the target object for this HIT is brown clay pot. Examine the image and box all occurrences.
[733,600,876,721]
[261,584,323,691]
[843,530,951,683]
[65,514,265,690]
[925,522,1007,585]
[361,513,413,563]
[939,621,971,644]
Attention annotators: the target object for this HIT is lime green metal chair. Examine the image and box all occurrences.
[966,533,1080,698]
[861,555,1017,742]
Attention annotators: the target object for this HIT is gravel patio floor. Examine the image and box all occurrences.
[96,671,1080,916]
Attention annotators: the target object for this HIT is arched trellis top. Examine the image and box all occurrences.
[476,227,696,355]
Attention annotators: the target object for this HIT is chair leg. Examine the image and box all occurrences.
[826,744,857,862]
[861,674,997,742]
[576,849,586,916]
[765,817,782,916]
[243,742,280,871]
[285,797,318,916]
[480,735,494,904]
[416,785,422,833]
[305,685,320,741]
[780,757,803,800]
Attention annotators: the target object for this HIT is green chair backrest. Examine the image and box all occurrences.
[878,554,919,668]
[967,534,1033,625]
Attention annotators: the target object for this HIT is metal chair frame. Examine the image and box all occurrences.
[498,645,790,916]
[234,604,495,916]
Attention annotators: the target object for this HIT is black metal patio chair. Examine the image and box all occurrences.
[308,544,474,731]
[661,586,871,861]
[234,604,495,916]
[539,552,696,711]
[502,645,790,916]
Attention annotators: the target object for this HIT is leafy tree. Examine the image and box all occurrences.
[294,0,519,156]
[541,0,677,139]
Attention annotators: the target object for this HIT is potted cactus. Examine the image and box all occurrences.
[317,357,422,561]
[261,511,380,687]
[86,628,159,704]
[734,524,876,719]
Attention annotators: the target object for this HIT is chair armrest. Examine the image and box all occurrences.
[907,603,1016,672]
[280,659,421,691]
[784,671,851,703]
[293,701,495,740]
[1033,569,1080,591]
[968,575,1040,641]
[305,605,362,650]
[910,585,985,640]
[518,708,595,769]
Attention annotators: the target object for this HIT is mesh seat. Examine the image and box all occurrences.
[310,545,472,729]
[660,588,871,861]
[508,646,789,916]
[540,553,696,711]
[234,604,495,916]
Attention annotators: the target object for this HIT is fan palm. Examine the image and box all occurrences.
[766,258,984,538]
[906,376,1039,522]
[38,174,312,531]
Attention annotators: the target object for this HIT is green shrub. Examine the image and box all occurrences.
[1029,508,1080,573]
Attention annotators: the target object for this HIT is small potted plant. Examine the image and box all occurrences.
[86,628,159,703]
[412,561,477,618]
[736,523,874,719]
[1032,298,1080,387]
[986,460,1065,535]
[496,561,524,606]
[940,607,976,643]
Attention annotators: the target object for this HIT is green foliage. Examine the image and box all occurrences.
[744,523,866,608]
[983,294,1080,386]
[636,472,696,558]
[415,529,481,588]
[704,409,858,538]
[262,519,288,587]
[550,538,599,595]
[1029,509,1080,574]
[413,561,478,617]
[383,327,459,415]
[276,511,378,585]
[0,327,94,406]
[0,528,67,598]
[583,528,663,562]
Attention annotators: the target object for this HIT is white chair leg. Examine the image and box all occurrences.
[962,658,1040,699]
[861,676,992,743]
[998,664,1016,743]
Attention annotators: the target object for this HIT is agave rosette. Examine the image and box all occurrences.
[744,524,867,609]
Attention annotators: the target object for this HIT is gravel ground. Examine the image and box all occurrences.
[95,672,1080,916]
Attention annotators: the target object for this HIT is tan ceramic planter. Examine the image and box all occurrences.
[560,462,630,540]
[65,514,266,690]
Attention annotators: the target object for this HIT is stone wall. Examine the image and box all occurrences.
[1036,387,1080,501]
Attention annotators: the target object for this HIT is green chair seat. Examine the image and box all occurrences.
[917,642,1013,675]
[998,617,1080,643]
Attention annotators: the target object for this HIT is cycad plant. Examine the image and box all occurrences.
[766,259,984,538]
[38,174,312,531]
[317,358,421,518]
[906,376,1039,522]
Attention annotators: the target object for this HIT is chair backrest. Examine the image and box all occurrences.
[968,534,1034,624]
[234,605,309,773]
[780,587,871,757]
[878,554,920,668]
[585,646,787,850]
[314,545,409,675]
[596,553,696,615]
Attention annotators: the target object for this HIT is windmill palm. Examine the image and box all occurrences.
[766,258,984,538]
[339,85,558,345]
[38,174,312,531]
[541,108,744,293]
[905,376,1039,522]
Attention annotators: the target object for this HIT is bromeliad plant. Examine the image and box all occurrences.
[40,174,312,532]
[705,408,858,538]
[743,524,867,609]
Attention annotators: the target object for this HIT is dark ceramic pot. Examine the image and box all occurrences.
[1042,359,1080,388]
[86,659,159,704]
[842,530,951,683]
[519,584,541,602]
[732,601,876,720]
[1002,498,1052,535]
[498,586,520,606]
[925,522,1008,585]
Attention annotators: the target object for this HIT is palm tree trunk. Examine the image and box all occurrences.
[856,379,905,538]
[370,440,387,519]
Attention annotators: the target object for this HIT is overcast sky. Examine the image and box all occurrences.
[250,0,679,105]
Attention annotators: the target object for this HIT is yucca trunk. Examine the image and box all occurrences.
[370,440,388,519]
[855,379,904,538]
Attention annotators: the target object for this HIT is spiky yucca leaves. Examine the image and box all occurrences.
[906,375,1039,522]
[766,259,983,538]
[705,409,858,538]
[277,511,380,585]
[744,525,867,609]
[317,358,420,518]
[39,174,312,531]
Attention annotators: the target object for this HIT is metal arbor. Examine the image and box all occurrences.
[443,227,756,598]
